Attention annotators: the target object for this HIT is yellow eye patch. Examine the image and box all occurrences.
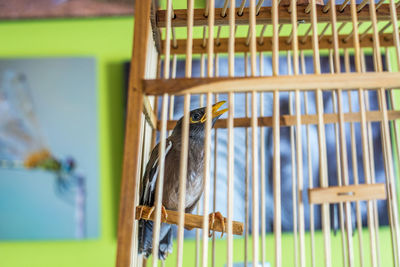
[190,117,199,123]
[190,113,206,124]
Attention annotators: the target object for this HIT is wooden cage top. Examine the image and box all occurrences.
[151,2,400,54]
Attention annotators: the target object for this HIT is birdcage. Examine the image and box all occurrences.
[116,0,400,266]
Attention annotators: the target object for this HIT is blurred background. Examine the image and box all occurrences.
[0,1,135,266]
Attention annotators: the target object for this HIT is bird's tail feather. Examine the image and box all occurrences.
[159,226,173,260]
[138,219,173,260]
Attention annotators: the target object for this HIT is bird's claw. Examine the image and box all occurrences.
[138,206,145,219]
[208,211,226,238]
[144,205,168,222]
[146,206,155,219]
[161,205,168,221]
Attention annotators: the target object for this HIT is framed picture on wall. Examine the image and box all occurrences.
[0,57,99,240]
[0,0,134,20]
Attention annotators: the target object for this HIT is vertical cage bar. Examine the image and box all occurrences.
[349,0,361,71]
[202,92,213,267]
[116,1,150,266]
[167,55,176,161]
[227,1,235,266]
[336,71,355,267]
[342,49,365,267]
[196,52,206,267]
[329,0,341,73]
[171,54,177,79]
[163,0,172,79]
[329,1,346,259]
[207,0,215,78]
[369,0,383,72]
[294,86,305,267]
[288,51,299,267]
[176,0,195,264]
[250,0,257,76]
[176,93,190,267]
[245,52,250,267]
[356,51,379,267]
[151,93,169,267]
[151,55,161,150]
[272,83,281,267]
[300,50,316,267]
[212,56,220,267]
[310,0,331,265]
[249,1,259,267]
[227,93,235,265]
[168,55,177,136]
[151,0,172,263]
[251,89,259,267]
[360,49,382,267]
[136,117,148,267]
[201,53,206,78]
[348,88,365,267]
[259,51,266,267]
[203,1,215,265]
[272,0,281,265]
[291,2,305,265]
[186,0,194,78]
[331,50,348,267]
[315,88,332,267]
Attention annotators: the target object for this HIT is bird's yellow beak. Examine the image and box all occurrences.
[211,101,228,118]
[200,101,228,123]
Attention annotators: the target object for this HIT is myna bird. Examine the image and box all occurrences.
[138,101,228,260]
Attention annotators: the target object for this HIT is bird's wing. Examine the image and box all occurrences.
[140,139,173,206]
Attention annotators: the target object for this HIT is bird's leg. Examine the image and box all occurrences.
[145,205,168,222]
[208,211,226,238]
[161,205,168,221]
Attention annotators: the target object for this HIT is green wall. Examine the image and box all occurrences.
[0,15,398,267]
[0,17,133,267]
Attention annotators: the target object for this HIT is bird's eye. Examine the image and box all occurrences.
[190,111,205,124]
[192,113,200,121]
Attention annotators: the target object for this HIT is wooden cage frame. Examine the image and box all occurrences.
[117,0,400,267]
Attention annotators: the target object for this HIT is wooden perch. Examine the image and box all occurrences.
[135,205,244,236]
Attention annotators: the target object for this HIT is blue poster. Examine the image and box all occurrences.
[0,58,99,240]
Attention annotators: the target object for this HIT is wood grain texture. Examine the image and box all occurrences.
[308,184,386,204]
[143,72,400,95]
[280,0,324,5]
[143,95,157,130]
[116,1,151,266]
[0,0,134,20]
[156,5,396,27]
[135,205,244,236]
[163,33,396,54]
[157,110,400,130]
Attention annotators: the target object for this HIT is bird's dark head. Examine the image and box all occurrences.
[172,101,228,140]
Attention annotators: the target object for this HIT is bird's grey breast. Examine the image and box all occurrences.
[162,140,204,212]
